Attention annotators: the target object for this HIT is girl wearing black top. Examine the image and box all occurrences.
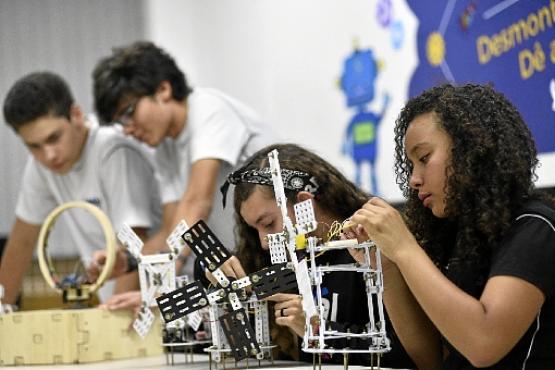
[349,84,555,369]
[217,143,414,368]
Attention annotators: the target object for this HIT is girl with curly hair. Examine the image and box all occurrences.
[349,83,555,369]
[217,143,414,367]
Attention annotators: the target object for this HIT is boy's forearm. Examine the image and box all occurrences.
[0,231,37,304]
[113,270,140,294]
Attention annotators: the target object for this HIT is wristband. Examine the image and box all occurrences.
[124,249,139,273]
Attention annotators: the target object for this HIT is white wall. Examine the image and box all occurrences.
[144,0,418,201]
[0,0,145,237]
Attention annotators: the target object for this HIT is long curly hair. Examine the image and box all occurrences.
[232,143,369,274]
[394,83,550,276]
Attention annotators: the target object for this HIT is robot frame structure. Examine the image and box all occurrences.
[153,148,391,370]
[265,149,390,369]
[156,219,298,367]
[117,221,210,365]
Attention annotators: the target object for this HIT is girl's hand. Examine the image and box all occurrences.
[204,255,247,284]
[342,224,369,264]
[265,293,305,337]
[351,197,419,264]
[88,248,129,282]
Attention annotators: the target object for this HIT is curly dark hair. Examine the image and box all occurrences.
[394,83,552,276]
[93,40,193,124]
[232,143,370,274]
[3,71,73,131]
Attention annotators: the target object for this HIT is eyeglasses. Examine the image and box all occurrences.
[116,99,138,126]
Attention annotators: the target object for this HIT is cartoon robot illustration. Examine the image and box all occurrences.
[340,48,390,195]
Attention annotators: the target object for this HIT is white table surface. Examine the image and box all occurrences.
[7,353,404,370]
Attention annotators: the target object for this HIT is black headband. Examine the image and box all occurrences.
[220,167,319,208]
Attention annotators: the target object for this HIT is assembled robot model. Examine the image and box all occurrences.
[156,219,298,369]
[203,290,275,368]
[161,275,209,366]
[154,149,391,370]
[265,149,391,369]
[116,222,207,361]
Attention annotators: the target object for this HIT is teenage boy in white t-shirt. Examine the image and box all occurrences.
[0,71,162,305]
[92,41,279,287]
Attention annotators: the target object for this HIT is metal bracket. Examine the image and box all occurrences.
[166,220,190,256]
[219,308,260,361]
[181,220,230,272]
[157,281,209,323]
[250,263,297,299]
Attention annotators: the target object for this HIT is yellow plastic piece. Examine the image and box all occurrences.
[295,234,307,249]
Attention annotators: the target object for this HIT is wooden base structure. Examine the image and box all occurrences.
[0,308,163,365]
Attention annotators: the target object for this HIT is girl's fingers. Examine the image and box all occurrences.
[229,256,247,278]
[369,196,388,207]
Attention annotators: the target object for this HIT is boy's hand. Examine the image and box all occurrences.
[99,290,142,314]
[87,248,129,282]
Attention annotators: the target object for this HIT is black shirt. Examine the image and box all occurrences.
[443,200,555,369]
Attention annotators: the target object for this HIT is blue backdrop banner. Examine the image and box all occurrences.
[408,0,555,153]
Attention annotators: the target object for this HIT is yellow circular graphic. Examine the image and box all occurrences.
[426,32,445,66]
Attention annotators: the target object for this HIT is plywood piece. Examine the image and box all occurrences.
[0,308,163,365]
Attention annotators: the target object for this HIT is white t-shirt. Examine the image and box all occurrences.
[155,88,279,252]
[16,118,162,300]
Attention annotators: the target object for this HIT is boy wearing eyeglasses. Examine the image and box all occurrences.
[92,41,279,278]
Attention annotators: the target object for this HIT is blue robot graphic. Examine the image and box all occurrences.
[340,48,390,195]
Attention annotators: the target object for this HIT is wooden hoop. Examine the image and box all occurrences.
[37,201,116,295]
